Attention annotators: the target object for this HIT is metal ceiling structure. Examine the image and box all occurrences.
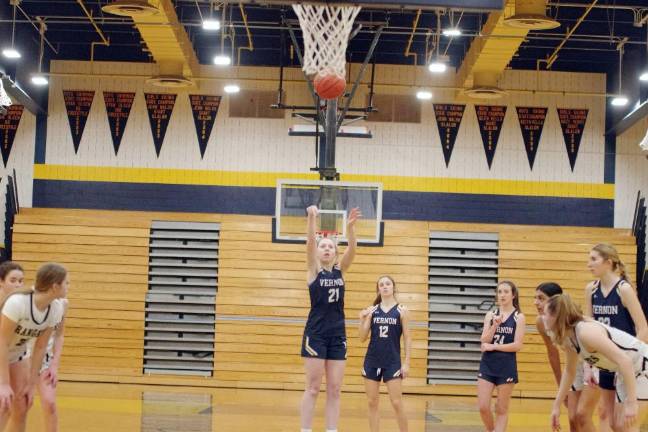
[0,0,647,111]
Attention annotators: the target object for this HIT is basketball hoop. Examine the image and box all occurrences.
[316,230,340,242]
[292,3,361,79]
[640,125,648,152]
[0,80,12,110]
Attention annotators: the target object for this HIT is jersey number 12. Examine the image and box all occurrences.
[379,325,389,338]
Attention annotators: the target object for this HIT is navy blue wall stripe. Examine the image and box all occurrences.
[32,179,614,227]
[34,113,47,164]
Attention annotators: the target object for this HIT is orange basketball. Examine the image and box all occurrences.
[314,74,346,100]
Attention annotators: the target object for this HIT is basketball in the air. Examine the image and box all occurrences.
[314,74,346,100]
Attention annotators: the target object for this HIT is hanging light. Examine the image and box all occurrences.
[224,84,240,94]
[428,60,447,73]
[416,90,433,100]
[428,12,448,74]
[31,75,48,86]
[213,3,231,67]
[202,19,220,31]
[442,28,461,37]
[640,29,648,82]
[213,55,231,66]
[31,19,48,87]
[2,3,21,59]
[611,45,627,107]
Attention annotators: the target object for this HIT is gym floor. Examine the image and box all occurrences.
[25,382,595,431]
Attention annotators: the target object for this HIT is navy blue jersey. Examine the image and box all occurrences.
[364,304,402,368]
[591,279,635,336]
[479,309,519,378]
[305,266,345,337]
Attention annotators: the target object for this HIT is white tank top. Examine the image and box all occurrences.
[2,293,64,364]
[573,320,648,373]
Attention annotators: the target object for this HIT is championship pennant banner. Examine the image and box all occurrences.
[475,105,506,169]
[63,90,94,153]
[557,108,588,171]
[433,104,465,167]
[103,92,135,155]
[144,93,176,157]
[0,105,23,167]
[189,95,221,158]
[516,107,547,170]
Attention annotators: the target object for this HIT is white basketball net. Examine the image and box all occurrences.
[292,3,361,78]
[640,125,648,152]
[0,80,11,108]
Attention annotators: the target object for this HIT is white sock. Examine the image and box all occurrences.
[300,429,312,432]
[326,430,338,432]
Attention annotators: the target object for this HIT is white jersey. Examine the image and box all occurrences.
[573,320,648,401]
[544,318,585,391]
[2,293,64,364]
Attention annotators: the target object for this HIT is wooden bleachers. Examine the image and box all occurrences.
[10,208,636,398]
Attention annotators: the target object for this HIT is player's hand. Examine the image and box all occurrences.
[347,208,361,229]
[583,366,597,386]
[624,399,638,429]
[23,385,34,410]
[550,405,561,431]
[0,384,12,413]
[359,305,378,320]
[306,206,318,218]
[492,313,503,327]
[401,363,410,379]
[42,367,58,387]
[481,343,494,352]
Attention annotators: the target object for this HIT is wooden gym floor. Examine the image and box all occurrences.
[24,382,611,431]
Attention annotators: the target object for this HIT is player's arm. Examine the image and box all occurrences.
[537,315,562,385]
[551,344,579,431]
[30,328,53,386]
[480,311,498,343]
[399,305,412,378]
[306,206,319,283]
[358,305,376,342]
[618,281,648,343]
[491,314,525,352]
[47,300,68,385]
[579,321,638,426]
[583,281,595,317]
[0,314,17,411]
[339,208,361,273]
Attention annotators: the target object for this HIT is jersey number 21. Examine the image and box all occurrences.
[328,288,340,303]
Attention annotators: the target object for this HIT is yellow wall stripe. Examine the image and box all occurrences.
[33,164,614,199]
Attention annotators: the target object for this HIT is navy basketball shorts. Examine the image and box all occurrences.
[362,363,402,382]
[301,333,347,360]
[478,372,518,386]
[599,370,616,391]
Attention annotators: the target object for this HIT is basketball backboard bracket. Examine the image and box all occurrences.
[276,12,383,181]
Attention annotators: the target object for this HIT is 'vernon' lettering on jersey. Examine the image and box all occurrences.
[496,326,514,335]
[321,278,344,288]
[593,305,619,315]
[373,316,398,325]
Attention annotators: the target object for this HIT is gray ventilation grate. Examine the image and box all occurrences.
[143,221,219,377]
[427,231,498,385]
